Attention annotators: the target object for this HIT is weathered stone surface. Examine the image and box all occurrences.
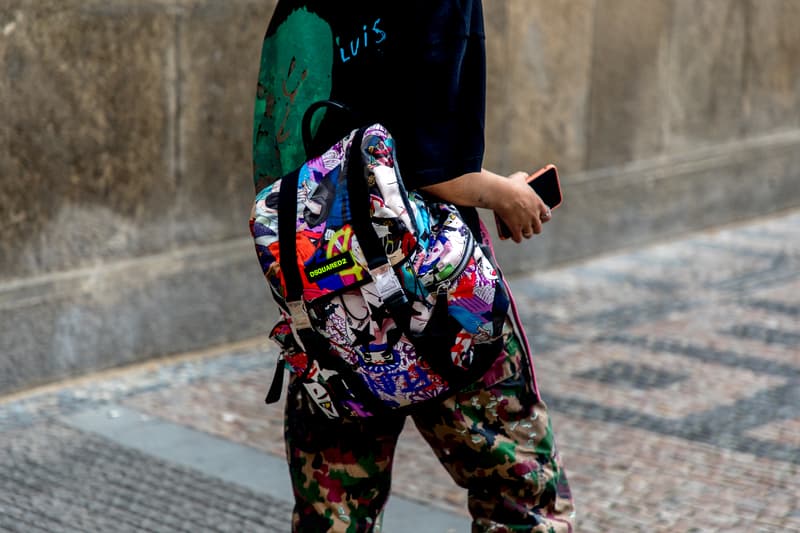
[482,0,511,167]
[0,1,175,281]
[487,0,594,175]
[174,0,276,246]
[489,132,800,274]
[0,0,276,282]
[2,0,800,394]
[586,0,673,169]
[667,0,748,150]
[0,238,274,394]
[742,0,800,135]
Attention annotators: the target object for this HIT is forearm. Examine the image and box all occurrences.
[420,168,511,210]
[421,167,552,243]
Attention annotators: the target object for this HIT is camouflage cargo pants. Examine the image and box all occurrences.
[284,322,575,532]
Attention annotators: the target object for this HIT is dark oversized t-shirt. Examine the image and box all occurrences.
[252,0,486,191]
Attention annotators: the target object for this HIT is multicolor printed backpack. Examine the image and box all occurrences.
[250,116,510,418]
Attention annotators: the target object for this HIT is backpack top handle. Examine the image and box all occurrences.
[302,100,354,158]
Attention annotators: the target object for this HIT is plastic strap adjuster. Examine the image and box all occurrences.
[287,300,312,330]
[369,263,404,302]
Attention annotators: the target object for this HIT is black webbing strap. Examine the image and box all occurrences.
[278,128,401,308]
[276,168,332,379]
[264,355,286,404]
[274,135,408,372]
[343,128,416,334]
[277,168,303,307]
[344,129,392,271]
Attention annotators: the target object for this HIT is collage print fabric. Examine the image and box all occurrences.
[250,125,509,414]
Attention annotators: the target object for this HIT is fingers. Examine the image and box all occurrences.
[502,176,554,241]
[520,202,552,239]
[516,213,550,240]
[522,217,543,239]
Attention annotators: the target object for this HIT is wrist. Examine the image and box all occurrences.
[447,170,505,209]
[482,174,514,212]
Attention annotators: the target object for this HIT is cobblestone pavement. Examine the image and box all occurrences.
[0,423,291,532]
[1,209,799,532]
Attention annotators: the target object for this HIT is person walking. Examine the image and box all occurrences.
[252,2,575,531]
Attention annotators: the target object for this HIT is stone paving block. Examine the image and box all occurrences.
[746,290,800,318]
[556,414,799,532]
[744,418,800,448]
[0,340,269,433]
[540,342,787,419]
[125,369,286,458]
[624,305,800,367]
[568,230,793,294]
[508,267,662,332]
[2,209,799,531]
[124,370,472,518]
[0,422,292,532]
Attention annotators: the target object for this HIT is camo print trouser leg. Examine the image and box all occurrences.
[284,325,574,533]
[285,383,405,532]
[411,329,575,532]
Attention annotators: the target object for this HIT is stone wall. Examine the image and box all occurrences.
[2,0,799,394]
[482,0,800,269]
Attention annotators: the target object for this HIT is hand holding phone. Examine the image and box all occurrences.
[495,164,562,240]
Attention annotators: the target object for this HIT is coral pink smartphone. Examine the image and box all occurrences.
[495,164,562,240]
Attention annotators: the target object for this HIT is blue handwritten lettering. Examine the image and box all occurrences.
[336,18,387,64]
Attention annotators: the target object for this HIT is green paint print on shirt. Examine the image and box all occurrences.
[253,8,333,185]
